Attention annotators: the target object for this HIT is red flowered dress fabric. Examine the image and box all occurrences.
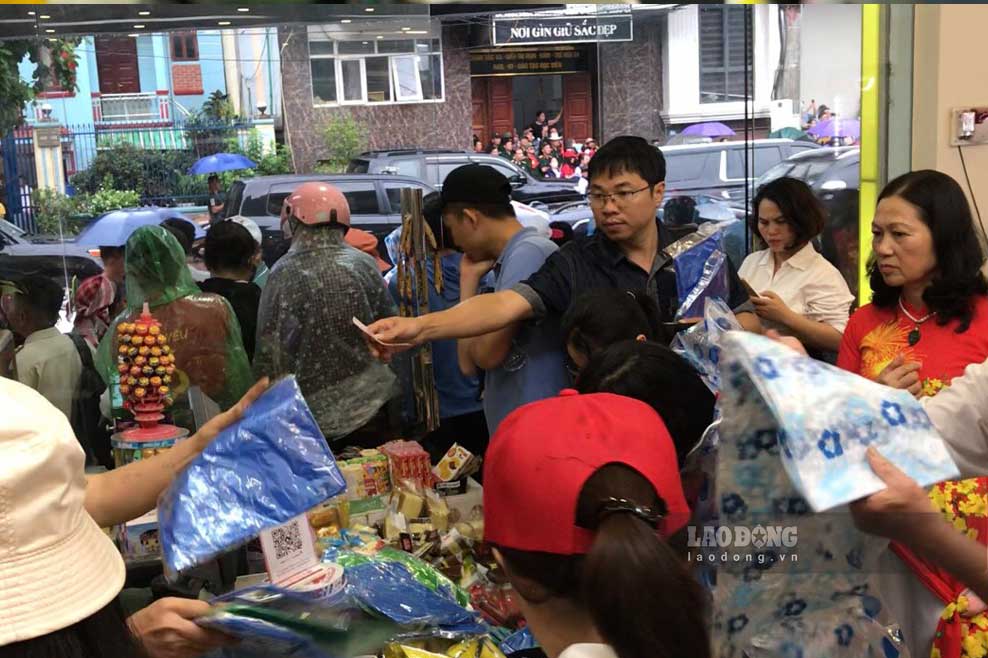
[838,298,988,658]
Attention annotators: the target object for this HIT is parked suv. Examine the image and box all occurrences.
[347,149,584,206]
[660,139,819,201]
[0,218,102,285]
[224,174,435,266]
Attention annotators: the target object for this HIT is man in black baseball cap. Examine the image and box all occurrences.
[435,164,569,434]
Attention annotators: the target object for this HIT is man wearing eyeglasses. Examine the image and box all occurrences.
[366,136,760,363]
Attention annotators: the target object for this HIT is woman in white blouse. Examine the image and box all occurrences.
[739,177,854,353]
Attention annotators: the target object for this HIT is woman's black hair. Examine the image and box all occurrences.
[576,340,715,467]
[561,288,660,363]
[750,177,826,251]
[204,220,256,273]
[496,464,710,658]
[0,598,146,658]
[869,169,988,333]
[160,219,194,256]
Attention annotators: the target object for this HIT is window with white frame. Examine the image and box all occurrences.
[308,28,443,107]
[698,5,752,104]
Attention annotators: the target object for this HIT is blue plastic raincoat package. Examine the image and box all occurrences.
[708,331,955,657]
[346,561,487,636]
[159,376,347,579]
[665,223,732,321]
[499,628,536,655]
[198,613,334,658]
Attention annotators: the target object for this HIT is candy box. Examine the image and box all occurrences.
[120,508,160,561]
[433,444,475,483]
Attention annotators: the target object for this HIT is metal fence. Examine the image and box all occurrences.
[1,128,40,234]
[2,121,258,232]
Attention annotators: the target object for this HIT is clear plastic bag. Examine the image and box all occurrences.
[671,297,742,393]
[158,376,347,579]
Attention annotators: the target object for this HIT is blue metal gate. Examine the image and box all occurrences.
[1,129,38,233]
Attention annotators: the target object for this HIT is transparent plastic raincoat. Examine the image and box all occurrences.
[96,226,253,417]
[253,224,398,442]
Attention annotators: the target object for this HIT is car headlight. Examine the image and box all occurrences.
[820,180,847,191]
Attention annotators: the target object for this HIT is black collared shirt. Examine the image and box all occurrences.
[514,222,753,330]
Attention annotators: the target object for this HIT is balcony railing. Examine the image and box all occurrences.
[92,92,172,126]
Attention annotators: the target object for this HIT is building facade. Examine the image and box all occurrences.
[276,4,863,172]
[278,17,471,172]
[20,28,282,127]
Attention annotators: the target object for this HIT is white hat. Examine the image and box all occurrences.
[228,215,263,247]
[548,130,563,141]
[0,378,126,646]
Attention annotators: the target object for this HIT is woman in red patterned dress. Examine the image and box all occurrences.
[838,170,988,658]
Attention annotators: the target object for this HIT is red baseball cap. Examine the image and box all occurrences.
[484,390,690,555]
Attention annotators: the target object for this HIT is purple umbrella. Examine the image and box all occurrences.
[808,118,860,139]
[681,122,736,138]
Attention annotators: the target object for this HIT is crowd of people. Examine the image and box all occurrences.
[473,110,598,191]
[1,129,987,658]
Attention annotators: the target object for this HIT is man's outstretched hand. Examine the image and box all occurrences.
[364,317,424,362]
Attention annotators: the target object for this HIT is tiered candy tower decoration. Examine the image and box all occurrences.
[115,302,177,439]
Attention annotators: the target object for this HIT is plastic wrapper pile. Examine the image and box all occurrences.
[200,545,500,658]
[158,376,347,579]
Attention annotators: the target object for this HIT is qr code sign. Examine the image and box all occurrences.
[271,520,304,560]
[260,514,319,585]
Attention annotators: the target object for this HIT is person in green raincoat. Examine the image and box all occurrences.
[96,226,252,420]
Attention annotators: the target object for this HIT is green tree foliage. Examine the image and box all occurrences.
[318,115,367,173]
[0,39,80,136]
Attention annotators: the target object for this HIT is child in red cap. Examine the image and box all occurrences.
[484,391,710,658]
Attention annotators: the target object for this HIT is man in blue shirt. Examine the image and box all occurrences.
[437,164,569,434]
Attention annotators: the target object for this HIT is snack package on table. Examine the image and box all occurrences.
[433,444,479,483]
[469,582,522,629]
[340,449,392,500]
[709,331,958,657]
[381,440,435,490]
[158,376,347,579]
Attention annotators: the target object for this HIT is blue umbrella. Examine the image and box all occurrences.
[681,122,736,138]
[808,118,860,139]
[75,207,204,247]
[187,153,256,175]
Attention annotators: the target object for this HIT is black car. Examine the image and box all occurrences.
[660,139,820,201]
[753,146,859,194]
[346,149,584,206]
[223,174,436,266]
[0,218,102,286]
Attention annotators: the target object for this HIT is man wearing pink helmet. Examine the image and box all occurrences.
[253,181,399,446]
